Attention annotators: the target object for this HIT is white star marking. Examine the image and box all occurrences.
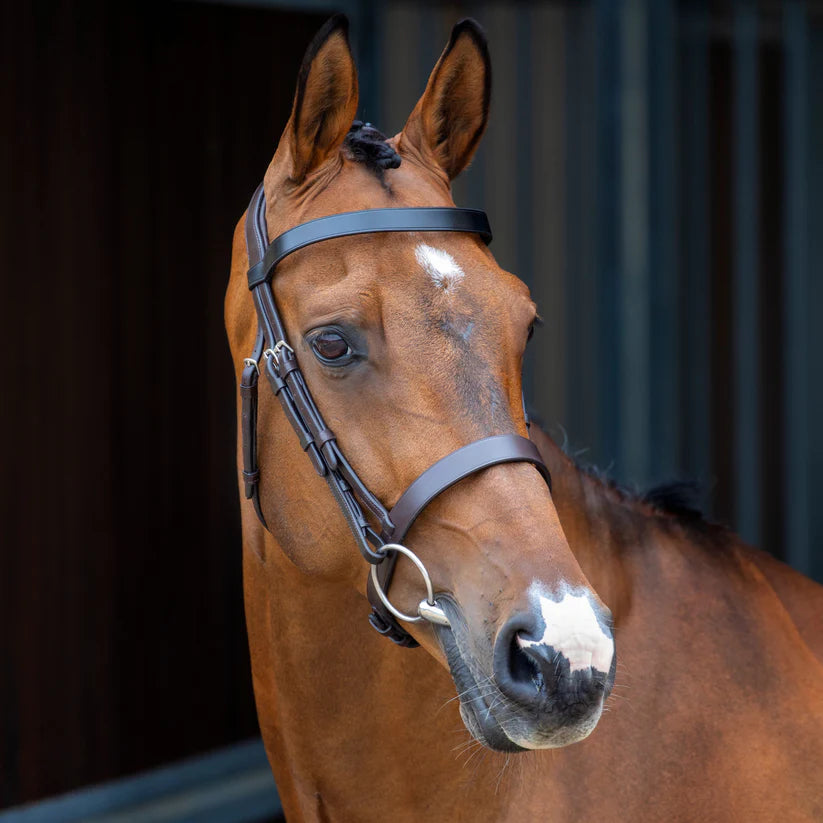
[415,244,464,293]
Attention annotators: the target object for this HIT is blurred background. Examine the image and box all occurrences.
[2,0,821,819]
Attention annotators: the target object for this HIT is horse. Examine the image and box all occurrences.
[224,15,823,822]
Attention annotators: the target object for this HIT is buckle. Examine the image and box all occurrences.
[263,340,294,368]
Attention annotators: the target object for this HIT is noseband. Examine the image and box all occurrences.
[240,183,551,647]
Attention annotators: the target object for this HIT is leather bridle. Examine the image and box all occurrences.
[240,183,552,647]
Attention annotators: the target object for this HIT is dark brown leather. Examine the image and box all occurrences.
[240,183,552,648]
[240,328,265,527]
[384,434,551,543]
[247,186,388,569]
[248,207,492,289]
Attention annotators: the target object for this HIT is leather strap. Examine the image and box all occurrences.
[367,434,551,646]
[367,553,414,646]
[240,187,269,524]
[246,186,389,567]
[248,207,492,289]
[384,434,551,543]
[240,182,551,648]
[240,329,266,528]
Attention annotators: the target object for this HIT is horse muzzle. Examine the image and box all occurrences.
[435,593,616,752]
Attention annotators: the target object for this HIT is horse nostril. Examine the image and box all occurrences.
[494,614,556,706]
[494,609,614,712]
[509,636,548,694]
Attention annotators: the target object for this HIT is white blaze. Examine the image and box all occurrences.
[518,589,614,674]
[415,244,464,292]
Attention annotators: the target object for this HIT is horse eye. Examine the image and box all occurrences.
[311,331,351,362]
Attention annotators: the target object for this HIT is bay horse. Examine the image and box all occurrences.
[225,15,823,821]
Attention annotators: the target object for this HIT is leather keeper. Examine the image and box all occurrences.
[319,439,339,471]
[263,358,287,394]
[305,442,327,477]
[277,354,300,379]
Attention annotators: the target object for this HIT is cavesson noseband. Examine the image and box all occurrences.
[240,183,551,647]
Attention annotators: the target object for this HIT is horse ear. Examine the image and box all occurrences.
[400,19,491,181]
[286,14,359,183]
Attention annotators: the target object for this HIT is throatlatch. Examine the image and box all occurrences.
[240,183,551,647]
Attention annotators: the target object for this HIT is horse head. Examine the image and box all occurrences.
[226,15,615,753]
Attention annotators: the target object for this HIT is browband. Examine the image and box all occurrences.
[241,183,551,647]
[248,207,492,289]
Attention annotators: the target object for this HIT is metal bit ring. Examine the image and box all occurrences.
[370,543,450,626]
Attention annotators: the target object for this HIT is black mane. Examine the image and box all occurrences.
[641,481,705,521]
[529,410,711,527]
[343,120,401,176]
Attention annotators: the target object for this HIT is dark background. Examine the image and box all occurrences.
[0,0,325,806]
[2,0,822,811]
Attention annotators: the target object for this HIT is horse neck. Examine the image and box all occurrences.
[247,433,823,819]
[245,432,655,812]
[538,428,823,671]
[536,433,645,622]
[244,532,514,820]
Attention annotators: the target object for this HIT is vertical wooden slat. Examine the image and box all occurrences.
[530,3,567,429]
[453,2,487,212]
[516,3,536,404]
[482,3,518,275]
[807,12,823,584]
[782,1,810,574]
[352,0,381,126]
[514,2,534,290]
[417,0,439,96]
[708,37,736,526]
[680,2,712,502]
[619,0,650,485]
[594,0,622,471]
[379,2,418,135]
[0,3,323,805]
[757,38,786,559]
[648,0,680,483]
[733,0,761,545]
[564,4,599,456]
